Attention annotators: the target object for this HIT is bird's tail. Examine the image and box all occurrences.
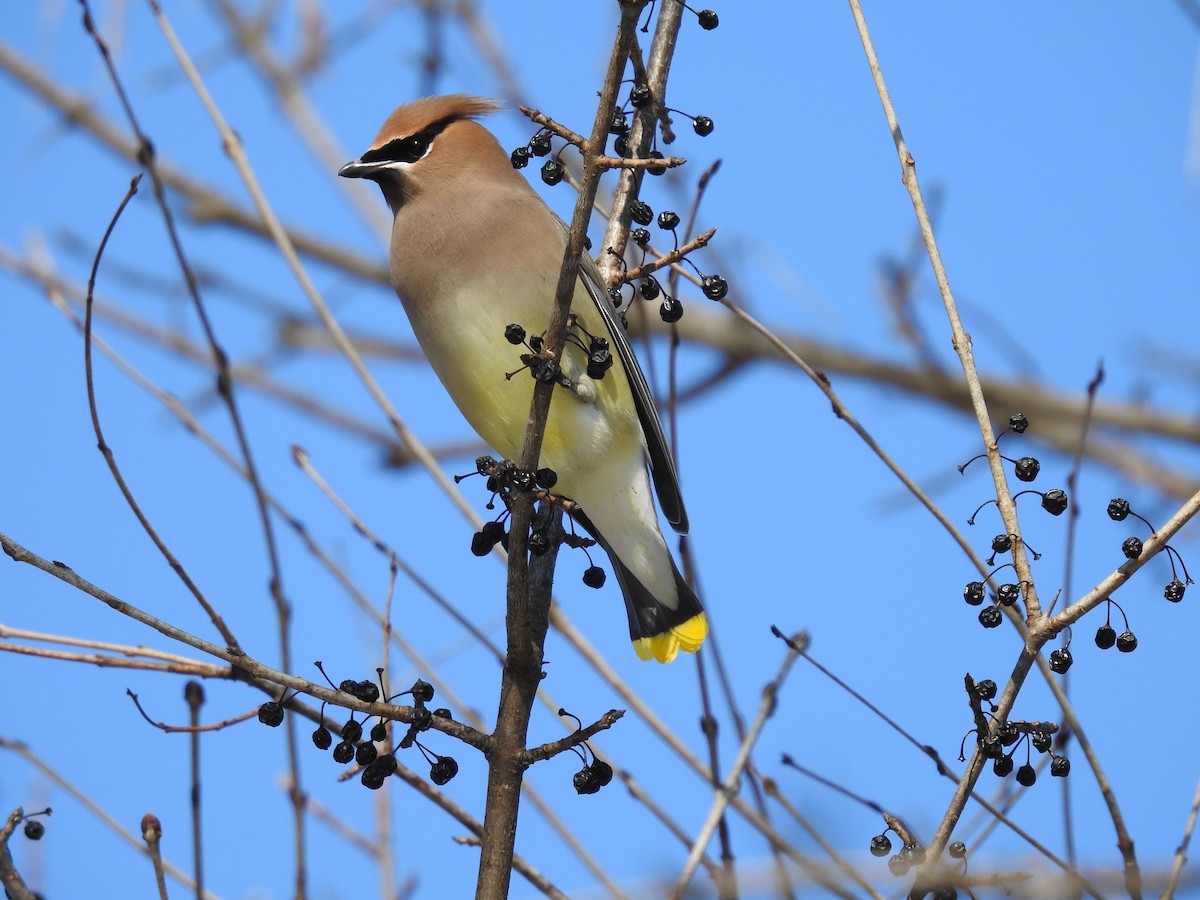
[572,511,707,663]
[616,554,707,663]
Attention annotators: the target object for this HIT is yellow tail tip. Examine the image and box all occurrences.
[632,614,708,663]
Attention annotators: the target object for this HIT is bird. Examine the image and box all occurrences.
[339,95,706,663]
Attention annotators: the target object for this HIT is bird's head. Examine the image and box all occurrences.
[339,95,504,214]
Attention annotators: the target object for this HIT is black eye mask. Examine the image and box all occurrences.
[360,117,454,165]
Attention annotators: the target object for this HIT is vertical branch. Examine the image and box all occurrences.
[845,0,1037,617]
[598,0,687,284]
[185,681,204,900]
[0,810,36,900]
[474,3,647,898]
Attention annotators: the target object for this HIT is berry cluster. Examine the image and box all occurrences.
[876,836,924,878]
[961,678,1068,785]
[958,415,1068,630]
[457,455,608,589]
[510,79,728,325]
[872,834,968,898]
[1050,498,1195,668]
[509,128,566,187]
[256,664,459,790]
[1106,498,1192,602]
[608,198,728,324]
[961,563,1029,630]
[613,81,716,161]
[560,710,614,795]
[501,318,618,385]
[1091,598,1138,654]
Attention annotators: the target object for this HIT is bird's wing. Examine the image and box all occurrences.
[577,249,689,534]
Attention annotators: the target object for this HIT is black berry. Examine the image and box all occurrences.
[1041,489,1069,515]
[430,755,459,786]
[1014,456,1040,482]
[702,274,728,300]
[258,701,284,727]
[978,605,1002,629]
[411,680,435,704]
[660,297,684,323]
[996,583,1021,607]
[657,210,680,230]
[573,767,601,795]
[540,159,564,186]
[590,760,614,786]
[1048,647,1073,674]
[529,131,552,157]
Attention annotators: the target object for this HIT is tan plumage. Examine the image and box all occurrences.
[340,95,706,662]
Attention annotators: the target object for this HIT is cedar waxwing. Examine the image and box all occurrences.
[339,95,706,663]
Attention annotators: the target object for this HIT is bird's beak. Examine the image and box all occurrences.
[338,159,374,179]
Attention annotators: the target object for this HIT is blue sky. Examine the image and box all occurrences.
[3,2,1200,897]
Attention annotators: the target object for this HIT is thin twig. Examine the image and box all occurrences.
[80,174,241,651]
[0,809,35,900]
[0,738,217,898]
[1163,771,1200,898]
[141,814,169,900]
[185,681,204,900]
[667,632,807,898]
[476,6,648,896]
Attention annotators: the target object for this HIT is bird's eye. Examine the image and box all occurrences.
[361,129,437,165]
[398,132,433,162]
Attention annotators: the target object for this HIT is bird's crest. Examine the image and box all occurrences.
[369,95,501,150]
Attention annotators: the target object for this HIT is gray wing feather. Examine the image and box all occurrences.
[577,250,689,533]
